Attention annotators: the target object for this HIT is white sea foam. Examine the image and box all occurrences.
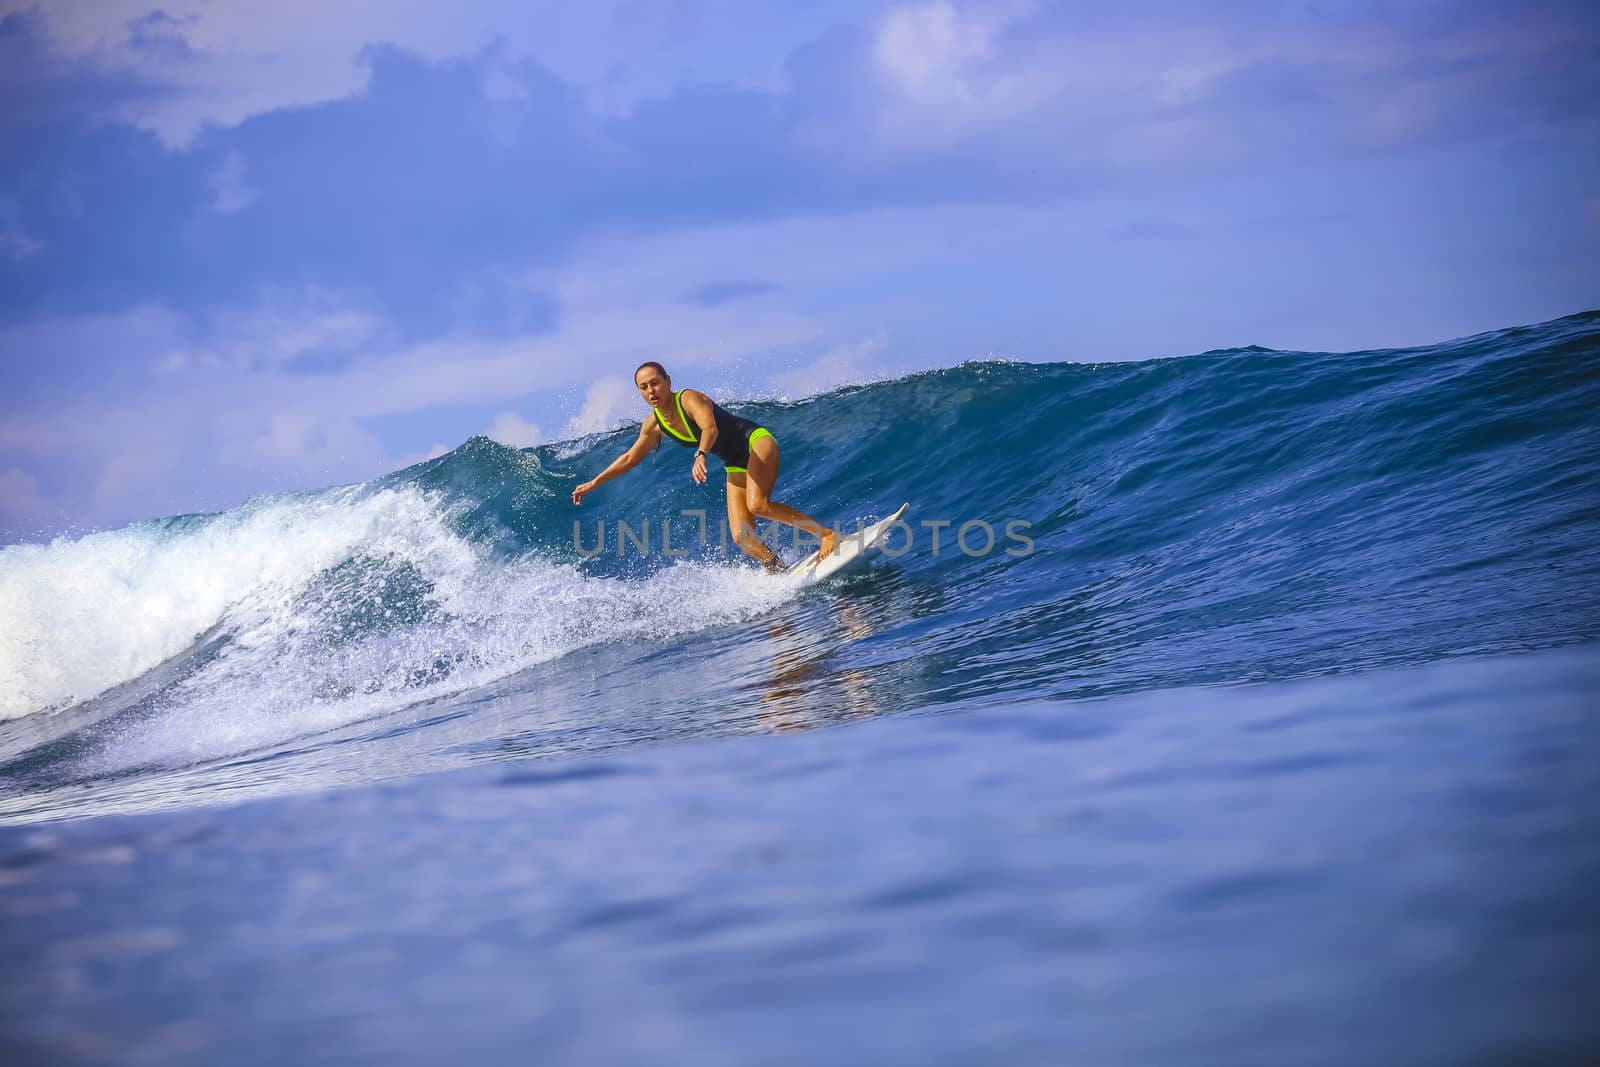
[0,484,796,765]
[0,485,450,721]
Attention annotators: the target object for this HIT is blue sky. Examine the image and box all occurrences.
[1,0,1597,542]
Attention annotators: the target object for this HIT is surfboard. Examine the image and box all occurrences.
[783,503,910,586]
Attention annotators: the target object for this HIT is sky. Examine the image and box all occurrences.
[1,0,1597,543]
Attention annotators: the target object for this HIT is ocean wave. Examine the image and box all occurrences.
[3,311,1597,759]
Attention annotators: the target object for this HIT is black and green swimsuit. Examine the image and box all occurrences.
[655,389,773,474]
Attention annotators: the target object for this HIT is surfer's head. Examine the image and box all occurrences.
[635,361,670,407]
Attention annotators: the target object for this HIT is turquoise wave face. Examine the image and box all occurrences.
[1,312,1597,802]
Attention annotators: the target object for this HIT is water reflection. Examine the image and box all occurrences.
[757,598,883,732]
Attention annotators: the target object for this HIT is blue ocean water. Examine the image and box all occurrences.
[2,311,1598,1063]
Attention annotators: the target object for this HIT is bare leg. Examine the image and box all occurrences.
[725,472,785,571]
[744,435,839,561]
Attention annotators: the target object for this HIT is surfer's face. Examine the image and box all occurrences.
[636,370,668,408]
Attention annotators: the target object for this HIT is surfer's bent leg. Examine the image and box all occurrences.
[743,434,839,561]
[725,472,784,572]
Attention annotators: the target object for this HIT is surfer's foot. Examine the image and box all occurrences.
[818,528,840,561]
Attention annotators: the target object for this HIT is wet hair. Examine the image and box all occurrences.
[634,361,669,384]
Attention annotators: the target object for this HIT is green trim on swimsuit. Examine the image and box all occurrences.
[724,426,774,474]
[654,390,697,443]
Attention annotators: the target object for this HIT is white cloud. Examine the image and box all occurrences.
[860,2,1600,169]
[486,411,543,447]
[184,292,384,373]
[228,412,391,473]
[769,334,890,400]
[875,2,1005,103]
[561,375,637,437]
[6,1,878,144]
[871,1,1057,143]
[876,2,991,90]
[210,150,256,213]
[255,412,317,460]
[391,442,452,469]
[153,348,194,374]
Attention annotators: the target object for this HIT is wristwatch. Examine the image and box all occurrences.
[694,449,709,458]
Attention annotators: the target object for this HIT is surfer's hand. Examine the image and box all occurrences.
[691,455,707,484]
[572,480,595,505]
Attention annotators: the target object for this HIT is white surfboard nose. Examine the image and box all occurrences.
[784,502,912,586]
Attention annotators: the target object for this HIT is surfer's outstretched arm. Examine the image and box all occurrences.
[572,419,661,505]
